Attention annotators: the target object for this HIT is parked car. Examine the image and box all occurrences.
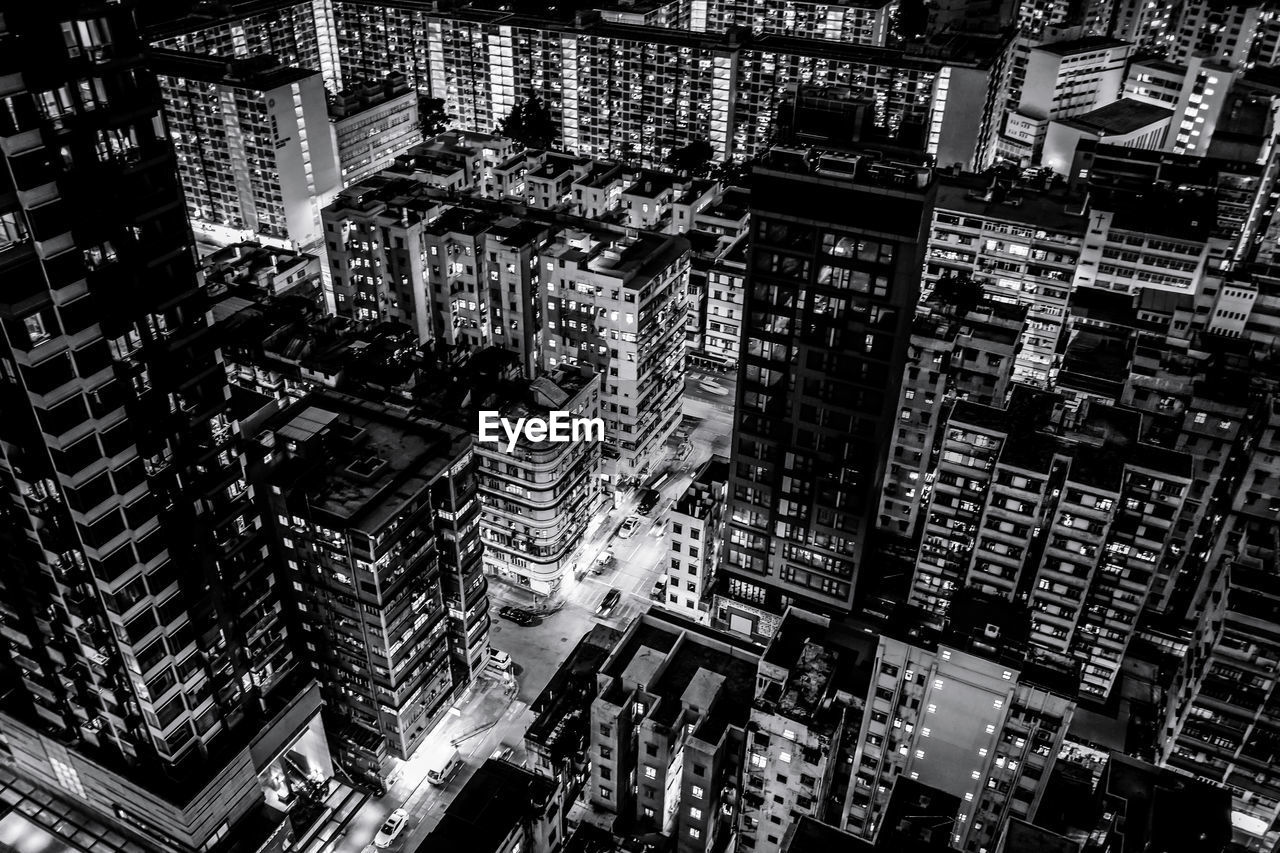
[637,488,662,514]
[650,575,667,600]
[597,588,622,617]
[374,809,409,848]
[489,648,512,670]
[498,606,538,626]
[618,516,642,539]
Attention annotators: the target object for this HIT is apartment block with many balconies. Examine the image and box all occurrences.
[153,50,341,251]
[910,386,1194,700]
[924,175,1085,388]
[540,229,688,484]
[256,392,485,785]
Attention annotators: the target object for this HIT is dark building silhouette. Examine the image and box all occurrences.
[713,139,934,638]
[0,5,330,850]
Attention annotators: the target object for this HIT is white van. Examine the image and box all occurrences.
[426,749,463,786]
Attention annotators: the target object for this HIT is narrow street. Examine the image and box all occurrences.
[327,367,734,853]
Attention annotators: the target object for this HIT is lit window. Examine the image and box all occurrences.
[689,807,702,821]
[645,766,657,779]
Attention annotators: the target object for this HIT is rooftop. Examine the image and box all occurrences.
[601,609,759,741]
[934,173,1087,236]
[267,393,469,533]
[781,816,874,852]
[151,48,317,90]
[999,819,1080,853]
[1057,98,1174,136]
[1034,36,1129,56]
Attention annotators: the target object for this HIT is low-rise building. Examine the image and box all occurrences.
[202,241,325,309]
[1042,99,1174,175]
[525,625,623,798]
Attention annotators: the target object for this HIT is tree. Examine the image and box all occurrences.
[418,96,449,137]
[499,94,556,150]
[665,139,715,176]
[896,0,928,41]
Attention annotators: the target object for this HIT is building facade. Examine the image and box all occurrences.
[328,72,421,186]
[540,229,688,483]
[0,5,331,850]
[715,151,930,638]
[154,50,341,251]
[843,627,1076,853]
[258,393,486,784]
[474,370,603,596]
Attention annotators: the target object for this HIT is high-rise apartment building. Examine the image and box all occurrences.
[1170,0,1263,69]
[323,177,550,372]
[924,175,1084,387]
[154,50,342,251]
[842,599,1077,853]
[589,608,760,853]
[702,236,748,369]
[714,148,931,639]
[473,370,603,597]
[540,229,688,483]
[1122,57,1232,157]
[878,290,1025,539]
[911,388,1193,699]
[328,72,421,186]
[153,2,1014,168]
[688,0,896,44]
[149,1,329,82]
[257,392,486,785]
[0,6,332,850]
[1162,511,1280,852]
